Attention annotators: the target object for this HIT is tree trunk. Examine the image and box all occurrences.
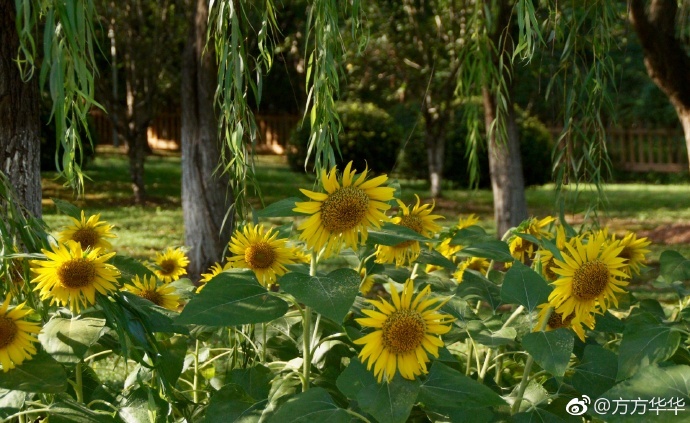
[126,128,147,204]
[0,2,41,218]
[426,134,445,199]
[181,0,234,282]
[483,88,527,238]
[629,0,690,165]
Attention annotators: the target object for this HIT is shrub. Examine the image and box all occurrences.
[287,101,403,173]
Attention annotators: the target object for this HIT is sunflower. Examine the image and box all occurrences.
[456,214,480,230]
[30,241,120,313]
[425,238,464,273]
[359,268,376,296]
[612,232,651,276]
[0,295,41,372]
[58,211,117,252]
[226,224,301,288]
[508,216,556,265]
[124,275,180,311]
[535,302,595,342]
[354,280,454,383]
[375,196,443,267]
[152,247,189,283]
[294,161,395,257]
[197,262,231,292]
[453,257,491,282]
[537,225,567,282]
[549,234,629,323]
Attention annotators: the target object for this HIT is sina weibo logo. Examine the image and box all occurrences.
[566,395,591,416]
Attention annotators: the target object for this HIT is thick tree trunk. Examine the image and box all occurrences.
[629,0,690,165]
[181,0,234,282]
[483,88,527,238]
[126,129,147,204]
[0,2,41,218]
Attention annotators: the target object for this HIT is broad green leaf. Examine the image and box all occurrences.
[176,270,289,326]
[460,241,513,262]
[510,380,550,413]
[39,317,106,363]
[456,270,501,310]
[227,364,273,401]
[572,345,618,398]
[440,296,477,325]
[467,321,517,347]
[660,250,690,283]
[204,384,265,423]
[522,329,574,378]
[617,311,680,381]
[356,374,421,423]
[48,396,118,423]
[451,226,493,245]
[0,389,24,419]
[593,311,625,334]
[0,351,66,393]
[280,268,359,323]
[512,408,563,423]
[367,222,431,246]
[266,387,349,423]
[118,386,170,423]
[336,358,376,400]
[158,336,187,387]
[418,362,506,410]
[255,197,303,218]
[120,292,188,335]
[52,198,81,219]
[599,365,690,423]
[500,261,552,312]
[260,373,302,422]
[110,255,155,281]
[414,249,456,270]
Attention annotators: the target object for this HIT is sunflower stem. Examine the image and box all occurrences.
[410,263,420,280]
[75,361,84,403]
[494,346,504,385]
[261,322,267,363]
[511,306,552,415]
[343,408,373,423]
[193,339,200,403]
[478,348,492,383]
[302,306,312,392]
[465,340,473,376]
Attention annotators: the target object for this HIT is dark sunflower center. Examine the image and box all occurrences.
[245,242,276,269]
[57,258,96,288]
[0,317,17,349]
[547,310,575,329]
[320,186,369,233]
[139,290,164,307]
[395,215,424,248]
[571,260,609,301]
[619,247,632,261]
[543,257,557,281]
[71,228,99,250]
[381,309,426,355]
[468,259,486,272]
[159,259,178,275]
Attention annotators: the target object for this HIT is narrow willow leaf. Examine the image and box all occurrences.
[39,317,106,363]
[572,345,618,398]
[500,261,552,312]
[266,387,349,423]
[255,197,303,218]
[176,270,288,326]
[51,198,81,219]
[617,311,681,381]
[418,362,506,410]
[0,351,66,393]
[522,329,574,378]
[280,268,359,323]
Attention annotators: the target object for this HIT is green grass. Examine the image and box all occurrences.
[41,149,690,265]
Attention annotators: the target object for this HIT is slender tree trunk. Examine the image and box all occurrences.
[126,128,147,204]
[483,89,527,238]
[630,0,690,166]
[181,0,234,282]
[0,2,41,218]
[426,133,445,199]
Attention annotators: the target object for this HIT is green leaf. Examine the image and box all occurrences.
[110,255,155,281]
[157,335,187,387]
[617,311,681,381]
[660,250,690,283]
[467,321,517,347]
[512,408,564,423]
[255,197,304,218]
[460,240,513,262]
[598,365,690,423]
[176,270,289,326]
[52,198,81,219]
[572,345,618,398]
[500,261,552,312]
[336,358,375,400]
[266,387,349,423]
[0,351,66,393]
[418,362,506,410]
[204,384,265,423]
[0,389,25,419]
[451,226,493,245]
[415,249,456,270]
[280,268,359,323]
[227,364,273,401]
[39,316,106,363]
[456,270,501,310]
[522,329,574,377]
[118,386,170,423]
[48,396,118,423]
[367,222,430,246]
[356,374,421,423]
[120,292,188,335]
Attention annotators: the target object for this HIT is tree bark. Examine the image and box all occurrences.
[0,2,41,218]
[126,128,147,204]
[629,0,690,165]
[181,0,234,282]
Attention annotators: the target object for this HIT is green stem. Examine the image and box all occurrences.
[494,346,504,385]
[410,263,420,280]
[478,348,492,383]
[511,306,552,415]
[302,305,312,392]
[465,339,473,376]
[75,362,84,404]
[343,408,373,423]
[262,322,267,363]
[193,339,200,403]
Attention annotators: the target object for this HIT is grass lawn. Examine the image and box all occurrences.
[42,148,690,267]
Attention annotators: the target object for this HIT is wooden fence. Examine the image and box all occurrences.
[90,111,301,154]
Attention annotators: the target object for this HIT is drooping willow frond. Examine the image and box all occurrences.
[14,0,101,195]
